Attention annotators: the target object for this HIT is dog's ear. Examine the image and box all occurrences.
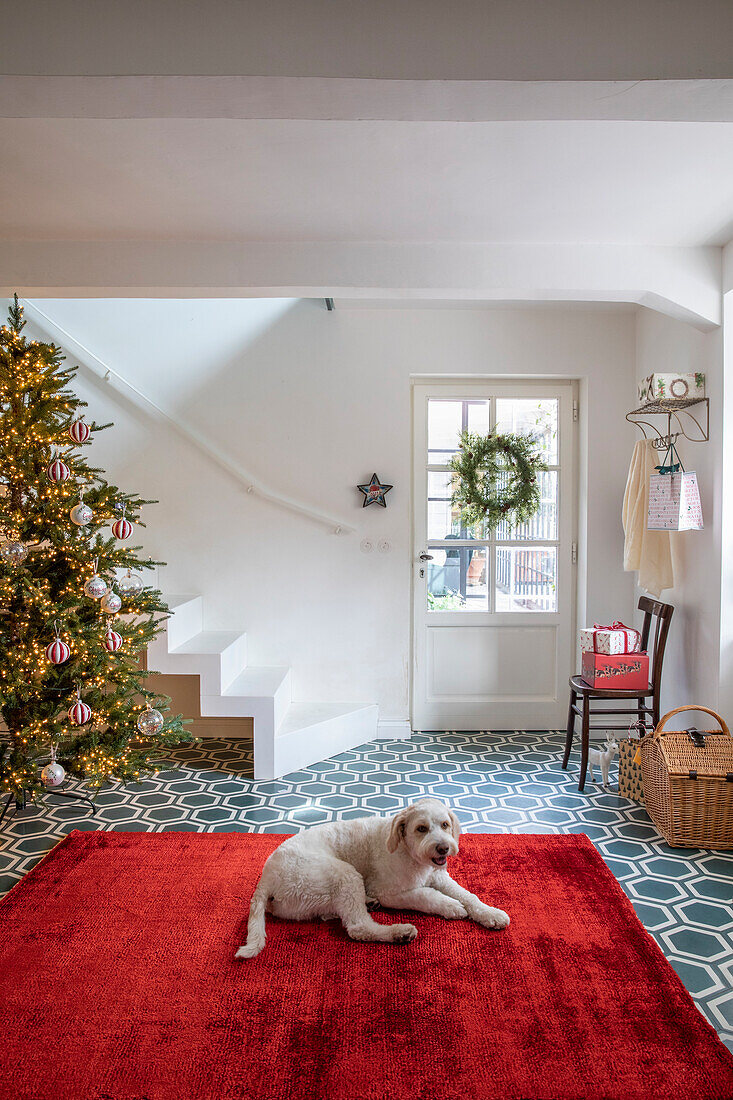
[387,807,411,853]
[448,809,461,844]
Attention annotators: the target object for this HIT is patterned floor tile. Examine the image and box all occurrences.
[0,730,731,1053]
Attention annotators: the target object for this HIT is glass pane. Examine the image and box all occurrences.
[465,401,491,437]
[427,471,485,540]
[496,470,558,541]
[428,400,462,460]
[428,399,490,461]
[426,547,488,612]
[495,547,557,612]
[495,398,558,464]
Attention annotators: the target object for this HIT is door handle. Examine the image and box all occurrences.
[419,552,434,562]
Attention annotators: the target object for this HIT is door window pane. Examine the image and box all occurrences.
[496,471,558,541]
[495,399,558,464]
[427,471,486,540]
[428,399,490,461]
[465,401,491,437]
[495,547,557,612]
[426,547,488,612]
[428,400,462,460]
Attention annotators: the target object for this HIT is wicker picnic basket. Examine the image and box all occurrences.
[641,705,733,849]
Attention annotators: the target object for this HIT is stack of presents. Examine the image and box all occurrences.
[580,621,646,799]
[580,621,647,690]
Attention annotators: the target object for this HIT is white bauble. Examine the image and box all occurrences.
[70,502,93,526]
[40,762,66,788]
[84,574,108,599]
[100,591,122,614]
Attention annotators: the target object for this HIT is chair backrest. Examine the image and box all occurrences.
[638,596,674,693]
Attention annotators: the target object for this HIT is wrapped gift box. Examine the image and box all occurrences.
[580,622,641,655]
[637,372,705,404]
[581,651,650,690]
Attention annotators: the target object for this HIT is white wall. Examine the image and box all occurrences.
[29,300,637,725]
[634,307,723,716]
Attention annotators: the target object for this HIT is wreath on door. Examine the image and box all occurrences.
[449,430,548,531]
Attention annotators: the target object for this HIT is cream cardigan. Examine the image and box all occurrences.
[622,439,675,598]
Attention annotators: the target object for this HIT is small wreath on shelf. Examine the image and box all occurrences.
[449,430,548,531]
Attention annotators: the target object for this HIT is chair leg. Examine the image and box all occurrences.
[578,699,591,792]
[562,690,576,769]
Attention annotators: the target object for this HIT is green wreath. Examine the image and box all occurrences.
[449,430,548,531]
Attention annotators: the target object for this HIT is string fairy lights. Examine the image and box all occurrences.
[0,295,189,803]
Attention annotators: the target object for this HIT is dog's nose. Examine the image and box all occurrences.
[436,844,449,856]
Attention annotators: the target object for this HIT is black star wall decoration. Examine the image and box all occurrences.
[357,473,393,508]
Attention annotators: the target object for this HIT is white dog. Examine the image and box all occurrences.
[235,797,510,958]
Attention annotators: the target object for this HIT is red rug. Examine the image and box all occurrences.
[1,831,732,1100]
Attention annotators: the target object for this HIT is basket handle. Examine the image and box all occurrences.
[654,705,730,739]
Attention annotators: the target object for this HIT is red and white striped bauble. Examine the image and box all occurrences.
[68,419,91,444]
[68,693,92,726]
[112,516,133,540]
[46,636,71,664]
[104,628,123,653]
[47,457,71,482]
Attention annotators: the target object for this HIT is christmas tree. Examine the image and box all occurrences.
[0,296,189,805]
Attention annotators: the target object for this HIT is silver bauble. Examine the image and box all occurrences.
[70,502,93,526]
[40,761,66,788]
[84,574,108,599]
[100,590,122,614]
[117,570,144,597]
[137,706,164,735]
[1,541,28,567]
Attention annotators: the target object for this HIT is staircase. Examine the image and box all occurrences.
[148,595,378,780]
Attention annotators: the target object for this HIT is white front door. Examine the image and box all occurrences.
[412,382,576,731]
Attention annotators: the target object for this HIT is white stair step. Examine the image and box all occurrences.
[202,666,292,726]
[270,702,378,779]
[161,630,248,694]
[171,631,243,655]
[161,594,203,649]
[223,666,291,699]
[275,702,370,738]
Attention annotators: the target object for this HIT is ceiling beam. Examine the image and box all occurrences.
[0,240,721,329]
[1,76,732,123]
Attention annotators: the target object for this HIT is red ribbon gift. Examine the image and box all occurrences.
[591,621,641,654]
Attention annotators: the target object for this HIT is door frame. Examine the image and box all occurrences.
[409,377,579,731]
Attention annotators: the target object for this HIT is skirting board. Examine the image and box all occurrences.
[376,719,413,741]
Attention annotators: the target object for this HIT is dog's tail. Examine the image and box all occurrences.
[235,885,267,959]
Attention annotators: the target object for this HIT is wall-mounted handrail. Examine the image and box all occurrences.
[21,299,355,535]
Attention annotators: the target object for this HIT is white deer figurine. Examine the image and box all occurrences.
[587,736,619,788]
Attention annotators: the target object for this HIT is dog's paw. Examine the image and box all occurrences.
[476,906,510,930]
[235,942,263,959]
[390,923,418,945]
[440,899,468,920]
[365,896,380,912]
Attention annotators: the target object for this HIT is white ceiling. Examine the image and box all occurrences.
[3,0,733,80]
[2,117,733,247]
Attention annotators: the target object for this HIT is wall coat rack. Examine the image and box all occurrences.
[626,397,709,451]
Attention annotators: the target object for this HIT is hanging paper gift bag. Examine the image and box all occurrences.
[647,471,703,531]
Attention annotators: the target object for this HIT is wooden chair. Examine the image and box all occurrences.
[562,597,674,791]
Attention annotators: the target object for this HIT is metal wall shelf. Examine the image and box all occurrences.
[626,397,709,447]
